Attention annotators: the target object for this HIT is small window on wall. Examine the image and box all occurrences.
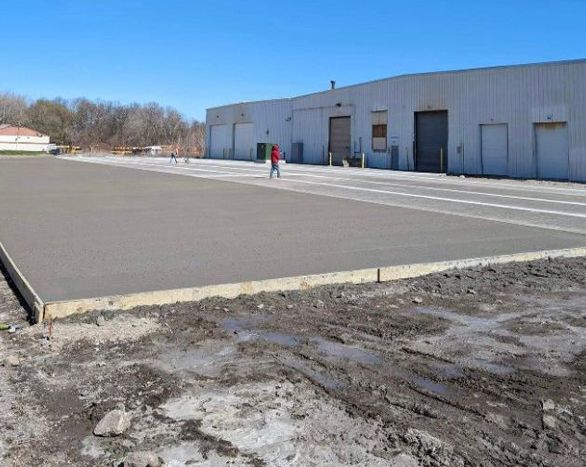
[372,111,388,152]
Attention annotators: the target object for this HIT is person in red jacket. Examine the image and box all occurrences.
[270,144,281,178]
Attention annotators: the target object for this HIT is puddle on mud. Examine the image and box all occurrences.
[469,359,515,375]
[281,356,345,391]
[409,375,450,396]
[410,306,520,329]
[259,331,300,348]
[224,317,301,347]
[310,336,382,365]
[223,317,382,366]
[157,342,238,377]
[430,363,466,380]
[409,307,521,376]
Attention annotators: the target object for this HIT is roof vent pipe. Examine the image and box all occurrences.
[330,80,336,90]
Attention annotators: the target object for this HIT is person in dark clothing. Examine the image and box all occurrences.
[170,151,178,164]
[270,144,281,178]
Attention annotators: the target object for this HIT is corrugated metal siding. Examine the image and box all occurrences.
[206,99,291,159]
[206,60,586,181]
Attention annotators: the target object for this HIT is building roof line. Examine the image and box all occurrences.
[206,58,586,111]
[207,97,292,113]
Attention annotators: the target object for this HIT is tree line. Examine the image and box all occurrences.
[0,92,205,154]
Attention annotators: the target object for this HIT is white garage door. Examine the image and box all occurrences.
[234,123,254,160]
[535,122,569,180]
[209,125,229,159]
[481,124,508,176]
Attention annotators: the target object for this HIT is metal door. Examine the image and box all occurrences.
[415,111,448,173]
[535,122,569,180]
[209,125,228,159]
[233,123,254,160]
[481,124,508,176]
[329,117,351,165]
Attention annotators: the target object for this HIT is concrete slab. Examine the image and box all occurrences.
[0,157,585,319]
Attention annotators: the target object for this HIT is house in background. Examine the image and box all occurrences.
[0,124,51,152]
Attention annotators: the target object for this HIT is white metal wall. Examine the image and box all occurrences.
[206,60,586,182]
[206,99,291,160]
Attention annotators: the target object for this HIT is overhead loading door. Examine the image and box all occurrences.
[329,117,351,165]
[210,125,229,159]
[415,111,448,173]
[535,122,569,180]
[234,123,254,160]
[481,124,508,176]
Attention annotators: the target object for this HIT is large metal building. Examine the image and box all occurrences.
[206,59,586,182]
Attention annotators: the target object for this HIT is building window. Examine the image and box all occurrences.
[372,111,388,152]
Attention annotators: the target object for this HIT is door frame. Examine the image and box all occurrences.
[414,110,449,173]
[233,122,254,160]
[328,116,352,165]
[480,122,509,176]
[533,121,570,180]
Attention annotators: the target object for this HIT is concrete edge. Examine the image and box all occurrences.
[42,246,586,321]
[0,240,45,322]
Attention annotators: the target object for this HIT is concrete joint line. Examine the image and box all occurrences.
[39,246,586,321]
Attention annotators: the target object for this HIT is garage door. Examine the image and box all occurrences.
[234,123,254,160]
[481,124,508,176]
[415,111,448,173]
[535,122,569,180]
[329,117,351,165]
[209,125,229,159]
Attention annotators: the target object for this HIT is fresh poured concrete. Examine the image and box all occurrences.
[0,157,585,312]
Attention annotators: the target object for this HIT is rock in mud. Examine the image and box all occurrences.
[96,315,106,326]
[412,297,423,304]
[542,399,555,412]
[3,355,21,367]
[390,452,420,466]
[93,408,131,437]
[542,414,557,430]
[403,428,464,466]
[123,450,162,467]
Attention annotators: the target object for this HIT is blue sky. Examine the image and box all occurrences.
[1,0,584,120]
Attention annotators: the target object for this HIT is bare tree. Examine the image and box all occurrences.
[0,91,204,152]
[0,93,28,126]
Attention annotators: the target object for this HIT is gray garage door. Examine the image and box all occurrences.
[329,117,351,165]
[415,111,448,173]
[210,125,229,159]
[535,122,569,180]
[234,123,254,160]
[481,124,508,176]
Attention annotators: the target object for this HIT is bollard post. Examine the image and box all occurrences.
[440,147,444,173]
[361,152,365,169]
[329,152,332,166]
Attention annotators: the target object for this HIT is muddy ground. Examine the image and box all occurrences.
[1,257,585,466]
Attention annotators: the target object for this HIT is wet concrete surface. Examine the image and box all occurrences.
[0,157,585,303]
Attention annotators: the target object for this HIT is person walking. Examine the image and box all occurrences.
[270,144,281,178]
[170,151,178,164]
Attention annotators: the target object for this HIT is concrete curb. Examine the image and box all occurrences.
[42,246,586,321]
[0,241,45,322]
